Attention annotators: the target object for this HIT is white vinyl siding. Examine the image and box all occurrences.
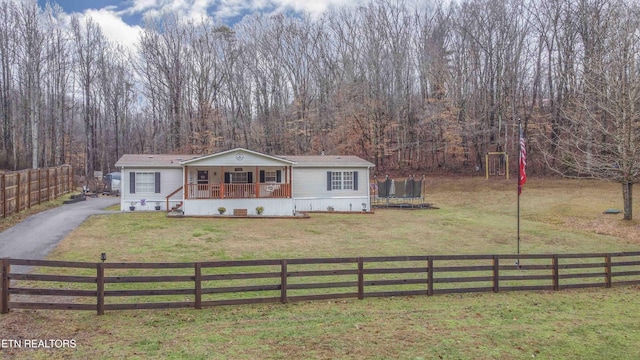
[292,168,364,197]
[121,168,182,211]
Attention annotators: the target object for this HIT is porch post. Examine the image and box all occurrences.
[184,166,189,199]
[220,166,225,198]
[288,166,292,198]
[255,166,260,198]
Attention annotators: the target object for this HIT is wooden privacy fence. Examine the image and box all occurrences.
[3,252,640,315]
[0,165,74,218]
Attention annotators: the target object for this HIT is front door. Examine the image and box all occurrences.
[197,170,209,185]
[197,170,209,198]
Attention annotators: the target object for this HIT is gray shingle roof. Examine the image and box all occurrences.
[116,152,374,168]
[115,154,197,168]
[278,155,374,167]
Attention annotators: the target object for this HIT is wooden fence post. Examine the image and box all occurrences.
[97,263,105,315]
[16,172,20,213]
[492,255,499,293]
[37,169,41,205]
[552,255,559,291]
[605,254,612,288]
[47,169,51,201]
[195,263,202,310]
[53,168,57,199]
[67,166,71,193]
[2,258,10,314]
[427,256,434,296]
[357,257,364,300]
[1,174,5,218]
[280,260,287,304]
[27,170,32,209]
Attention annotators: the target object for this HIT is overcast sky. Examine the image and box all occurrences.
[35,0,394,48]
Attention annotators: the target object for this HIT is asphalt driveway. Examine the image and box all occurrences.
[0,196,119,272]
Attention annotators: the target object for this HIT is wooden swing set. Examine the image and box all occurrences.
[485,152,509,179]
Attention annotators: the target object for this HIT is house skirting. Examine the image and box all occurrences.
[184,198,295,216]
[183,196,371,216]
[293,196,370,213]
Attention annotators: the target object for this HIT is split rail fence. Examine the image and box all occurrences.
[0,165,74,218]
[2,252,640,315]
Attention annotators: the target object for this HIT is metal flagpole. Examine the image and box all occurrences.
[516,120,522,267]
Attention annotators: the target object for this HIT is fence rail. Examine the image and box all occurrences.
[0,165,74,218]
[2,252,640,315]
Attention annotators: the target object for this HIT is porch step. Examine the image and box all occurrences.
[167,202,184,217]
[167,210,184,217]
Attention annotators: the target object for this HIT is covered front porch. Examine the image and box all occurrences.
[186,181,291,199]
[175,148,297,216]
[184,164,292,200]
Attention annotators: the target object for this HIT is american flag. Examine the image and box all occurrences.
[519,127,527,195]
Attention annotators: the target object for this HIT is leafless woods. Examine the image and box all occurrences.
[0,0,638,194]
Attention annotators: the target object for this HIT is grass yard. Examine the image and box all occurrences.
[1,177,640,359]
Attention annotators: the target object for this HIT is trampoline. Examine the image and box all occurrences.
[371,175,436,209]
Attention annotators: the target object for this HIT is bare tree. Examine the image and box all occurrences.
[540,0,640,220]
[0,1,17,168]
[71,15,106,178]
[137,13,189,152]
[16,1,45,169]
[43,2,72,167]
[184,20,229,154]
[99,44,134,169]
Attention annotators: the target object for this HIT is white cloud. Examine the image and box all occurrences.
[128,0,159,13]
[73,0,428,46]
[122,0,360,25]
[270,0,369,16]
[212,0,254,20]
[82,8,142,48]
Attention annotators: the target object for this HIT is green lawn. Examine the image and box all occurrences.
[1,177,639,359]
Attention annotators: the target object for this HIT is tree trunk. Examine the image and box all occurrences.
[622,181,633,221]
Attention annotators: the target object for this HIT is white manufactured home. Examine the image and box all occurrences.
[114,148,375,216]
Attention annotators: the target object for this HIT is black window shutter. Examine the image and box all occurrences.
[224,172,230,183]
[155,172,161,193]
[259,170,265,183]
[276,170,282,183]
[130,172,136,194]
[247,172,253,184]
[327,171,332,191]
[353,171,358,190]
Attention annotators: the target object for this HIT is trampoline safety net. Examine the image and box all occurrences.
[376,178,422,198]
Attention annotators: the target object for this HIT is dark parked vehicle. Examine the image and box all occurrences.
[103,172,121,196]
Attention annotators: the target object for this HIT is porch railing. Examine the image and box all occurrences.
[187,183,291,199]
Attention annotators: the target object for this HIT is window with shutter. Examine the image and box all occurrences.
[130,172,136,194]
[327,171,359,191]
[155,172,161,193]
[133,172,155,193]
